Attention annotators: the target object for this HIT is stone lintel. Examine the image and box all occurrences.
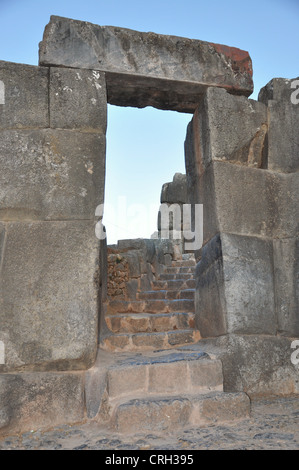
[39,16,253,112]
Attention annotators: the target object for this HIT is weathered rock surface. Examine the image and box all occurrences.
[0,221,100,372]
[199,335,299,397]
[259,77,299,173]
[157,173,189,234]
[184,82,298,348]
[0,129,105,221]
[195,233,276,337]
[0,59,107,376]
[273,238,299,337]
[39,16,253,112]
[188,87,268,175]
[0,372,84,437]
[50,66,107,132]
[160,173,187,204]
[193,161,299,244]
[0,61,49,129]
[114,392,250,433]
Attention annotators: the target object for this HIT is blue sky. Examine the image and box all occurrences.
[0,0,298,243]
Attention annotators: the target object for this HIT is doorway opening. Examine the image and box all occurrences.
[103,105,191,245]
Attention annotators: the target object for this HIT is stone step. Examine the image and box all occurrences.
[159,273,194,281]
[86,346,250,433]
[101,329,201,352]
[113,393,250,433]
[138,289,195,301]
[107,352,223,401]
[172,259,196,267]
[182,253,196,261]
[105,312,195,334]
[152,279,196,290]
[107,298,194,314]
[112,392,250,433]
[164,266,196,274]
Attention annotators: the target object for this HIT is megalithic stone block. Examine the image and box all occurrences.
[185,87,268,181]
[197,161,299,244]
[185,128,298,245]
[160,173,187,204]
[184,87,269,243]
[0,129,106,221]
[0,221,100,372]
[195,233,276,337]
[0,372,85,436]
[273,238,299,337]
[49,66,107,132]
[259,77,299,173]
[0,61,49,129]
[207,334,299,396]
[39,16,253,112]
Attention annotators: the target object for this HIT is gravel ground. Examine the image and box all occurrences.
[0,397,298,451]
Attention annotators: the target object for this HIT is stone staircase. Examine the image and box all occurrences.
[102,255,201,352]
[89,251,250,433]
[87,347,250,433]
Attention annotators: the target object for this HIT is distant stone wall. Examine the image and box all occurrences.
[156,173,187,234]
[106,239,183,287]
[99,238,184,343]
[107,252,130,298]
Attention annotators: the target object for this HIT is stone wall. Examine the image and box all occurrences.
[0,60,107,435]
[0,61,107,373]
[0,16,298,435]
[185,79,299,396]
[156,173,188,235]
[107,252,130,298]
